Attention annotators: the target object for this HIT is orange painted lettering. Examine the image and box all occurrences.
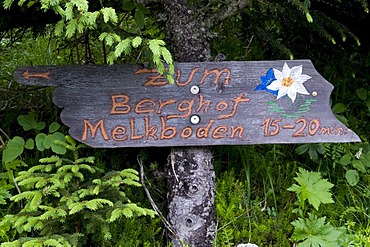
[135,68,168,87]
[168,99,195,119]
[181,126,193,139]
[196,119,215,138]
[134,68,158,74]
[144,116,158,140]
[218,94,250,120]
[212,126,228,139]
[130,118,143,140]
[157,99,176,114]
[135,99,156,114]
[82,119,110,141]
[230,126,244,138]
[111,125,127,141]
[110,94,131,115]
[199,68,231,85]
[160,117,177,139]
[196,95,211,113]
[176,68,200,86]
[215,101,229,111]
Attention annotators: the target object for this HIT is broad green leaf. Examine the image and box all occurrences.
[35,133,47,151]
[352,160,366,173]
[49,122,61,133]
[361,150,370,167]
[345,170,359,186]
[339,153,352,166]
[356,88,368,100]
[43,135,53,149]
[122,0,135,11]
[335,114,349,126]
[2,136,25,163]
[308,146,318,161]
[292,213,343,246]
[51,132,67,154]
[135,9,145,29]
[332,103,346,114]
[287,168,334,210]
[25,139,34,150]
[136,3,149,14]
[295,144,309,155]
[17,113,46,131]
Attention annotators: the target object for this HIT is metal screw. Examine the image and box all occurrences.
[190,115,200,125]
[190,85,200,95]
[312,91,318,97]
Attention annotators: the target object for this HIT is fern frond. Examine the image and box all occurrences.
[65,19,78,38]
[39,156,60,164]
[14,215,29,228]
[11,191,38,202]
[101,7,118,23]
[68,202,84,214]
[3,0,15,9]
[85,198,113,211]
[23,216,43,232]
[29,191,43,210]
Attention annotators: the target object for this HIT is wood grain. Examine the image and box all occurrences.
[13,60,361,147]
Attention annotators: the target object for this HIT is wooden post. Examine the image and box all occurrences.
[167,148,215,246]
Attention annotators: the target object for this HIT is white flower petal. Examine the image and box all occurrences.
[295,74,311,83]
[273,68,283,81]
[282,63,290,77]
[266,80,282,90]
[290,65,302,77]
[287,89,297,102]
[293,82,310,95]
[277,87,288,100]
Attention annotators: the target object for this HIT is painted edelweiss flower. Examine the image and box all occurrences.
[267,63,311,103]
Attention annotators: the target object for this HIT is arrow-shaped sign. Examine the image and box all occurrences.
[21,70,50,81]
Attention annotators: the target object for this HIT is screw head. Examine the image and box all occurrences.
[190,115,200,124]
[190,85,200,95]
[312,91,318,97]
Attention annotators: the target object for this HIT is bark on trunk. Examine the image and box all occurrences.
[163,1,216,246]
[167,148,215,246]
[164,1,212,62]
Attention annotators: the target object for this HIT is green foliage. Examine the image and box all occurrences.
[2,112,67,164]
[291,213,346,247]
[288,168,334,211]
[0,114,156,246]
[287,168,355,246]
[2,0,174,80]
[215,166,293,246]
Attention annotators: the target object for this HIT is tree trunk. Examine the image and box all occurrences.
[163,1,216,246]
[164,1,212,62]
[167,148,215,246]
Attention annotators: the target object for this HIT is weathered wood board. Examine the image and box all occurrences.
[13,60,361,147]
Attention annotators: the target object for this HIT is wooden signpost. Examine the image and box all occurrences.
[14,60,360,146]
